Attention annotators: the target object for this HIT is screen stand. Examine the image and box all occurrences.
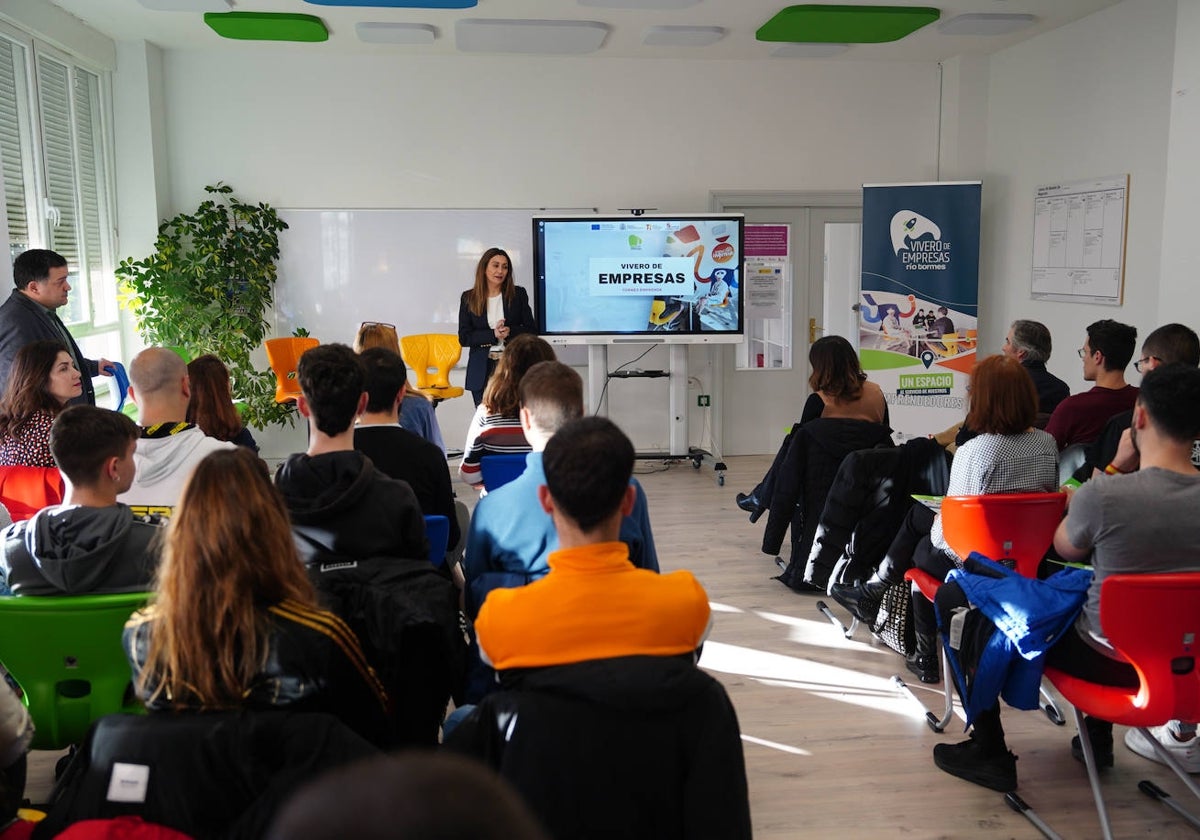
[585,344,689,459]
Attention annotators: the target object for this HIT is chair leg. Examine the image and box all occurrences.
[815,601,858,640]
[1004,792,1065,840]
[1139,779,1200,831]
[1039,682,1066,726]
[891,644,954,733]
[1137,726,1200,801]
[1070,705,1115,840]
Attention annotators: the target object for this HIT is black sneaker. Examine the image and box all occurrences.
[906,651,940,684]
[933,737,1018,792]
[1071,729,1114,768]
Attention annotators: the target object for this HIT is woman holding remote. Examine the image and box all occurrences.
[458,248,536,406]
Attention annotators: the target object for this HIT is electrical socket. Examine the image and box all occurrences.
[697,394,711,407]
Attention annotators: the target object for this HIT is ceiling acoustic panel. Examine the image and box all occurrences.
[771,42,850,58]
[757,5,939,44]
[204,12,330,42]
[303,0,476,7]
[938,14,1037,36]
[137,0,231,10]
[643,26,725,47]
[578,0,699,8]
[456,19,609,55]
[357,22,437,44]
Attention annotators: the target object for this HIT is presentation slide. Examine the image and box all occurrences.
[536,217,742,336]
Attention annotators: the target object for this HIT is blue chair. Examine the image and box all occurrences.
[0,591,150,749]
[424,514,450,569]
[479,453,528,492]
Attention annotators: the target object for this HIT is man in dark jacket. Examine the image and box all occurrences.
[0,405,162,595]
[0,249,112,403]
[1002,319,1070,415]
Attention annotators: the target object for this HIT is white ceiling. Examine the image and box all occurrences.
[47,0,1123,61]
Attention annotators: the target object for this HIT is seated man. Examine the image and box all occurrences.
[928,306,955,339]
[931,363,1200,792]
[1044,319,1139,450]
[354,347,460,553]
[464,361,658,618]
[2,405,163,595]
[449,417,749,840]
[1001,319,1070,415]
[120,347,235,517]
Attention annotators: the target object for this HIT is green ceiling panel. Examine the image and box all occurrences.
[204,12,330,42]
[757,5,939,44]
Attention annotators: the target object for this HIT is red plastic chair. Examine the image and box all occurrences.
[0,465,65,521]
[1036,573,1200,839]
[897,492,1068,731]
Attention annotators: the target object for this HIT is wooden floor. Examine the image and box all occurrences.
[25,455,1199,837]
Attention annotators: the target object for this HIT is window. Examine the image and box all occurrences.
[0,21,119,381]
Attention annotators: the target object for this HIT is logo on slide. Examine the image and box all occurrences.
[711,242,735,264]
[890,211,941,254]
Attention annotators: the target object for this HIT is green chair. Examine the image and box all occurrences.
[0,592,151,750]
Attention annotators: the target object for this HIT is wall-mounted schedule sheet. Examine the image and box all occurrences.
[1031,174,1128,305]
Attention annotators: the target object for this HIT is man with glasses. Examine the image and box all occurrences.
[1043,319,1139,449]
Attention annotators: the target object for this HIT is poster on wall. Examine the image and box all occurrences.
[860,181,982,437]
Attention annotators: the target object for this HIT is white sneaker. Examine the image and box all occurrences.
[1124,724,1200,773]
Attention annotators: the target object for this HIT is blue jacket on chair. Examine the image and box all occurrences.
[941,553,1092,726]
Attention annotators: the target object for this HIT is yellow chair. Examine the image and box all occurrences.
[265,337,319,404]
[930,334,959,358]
[399,334,464,405]
[961,328,978,350]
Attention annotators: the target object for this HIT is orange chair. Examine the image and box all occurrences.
[1029,574,1200,839]
[961,328,978,350]
[0,465,65,521]
[265,337,319,404]
[399,334,464,405]
[898,492,1068,731]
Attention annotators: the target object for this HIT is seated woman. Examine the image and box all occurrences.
[1,406,163,596]
[831,354,1058,682]
[458,334,556,490]
[0,340,82,467]
[124,447,391,747]
[736,335,889,519]
[353,322,445,455]
[187,354,258,451]
[0,664,33,832]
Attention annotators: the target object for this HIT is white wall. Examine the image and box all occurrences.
[979,0,1178,390]
[148,50,940,456]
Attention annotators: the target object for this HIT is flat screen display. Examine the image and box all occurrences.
[533,214,745,344]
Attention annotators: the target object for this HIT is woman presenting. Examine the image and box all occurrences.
[458,248,536,406]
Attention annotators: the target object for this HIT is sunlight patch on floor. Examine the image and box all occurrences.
[751,610,893,655]
[740,734,812,757]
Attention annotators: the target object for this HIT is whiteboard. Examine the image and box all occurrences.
[273,208,537,347]
[1030,175,1128,305]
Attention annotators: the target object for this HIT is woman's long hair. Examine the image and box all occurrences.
[353,323,401,354]
[467,248,515,317]
[965,354,1038,435]
[186,355,244,442]
[481,333,556,418]
[0,339,72,439]
[808,335,865,401]
[138,447,317,708]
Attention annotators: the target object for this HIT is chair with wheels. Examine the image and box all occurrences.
[265,337,319,405]
[895,492,1068,731]
[399,334,464,406]
[1018,573,1200,839]
[479,453,528,493]
[0,465,65,522]
[0,591,151,749]
[423,514,450,570]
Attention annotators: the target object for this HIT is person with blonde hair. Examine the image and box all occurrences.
[457,248,536,406]
[458,334,555,489]
[124,447,390,746]
[186,354,258,451]
[353,321,444,454]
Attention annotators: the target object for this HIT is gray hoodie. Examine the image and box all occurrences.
[0,504,163,595]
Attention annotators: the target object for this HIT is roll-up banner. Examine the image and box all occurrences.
[860,181,982,438]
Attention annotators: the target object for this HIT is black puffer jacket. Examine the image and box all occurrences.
[765,418,893,591]
[804,436,951,589]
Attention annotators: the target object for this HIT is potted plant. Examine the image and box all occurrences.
[116,183,295,429]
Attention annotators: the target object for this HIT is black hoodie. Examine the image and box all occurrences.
[274,450,429,566]
[0,504,163,595]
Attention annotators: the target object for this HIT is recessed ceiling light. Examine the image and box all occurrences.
[456,19,609,55]
[356,22,437,44]
[771,43,850,58]
[938,13,1036,36]
[643,26,725,47]
[137,0,231,11]
[578,0,699,9]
